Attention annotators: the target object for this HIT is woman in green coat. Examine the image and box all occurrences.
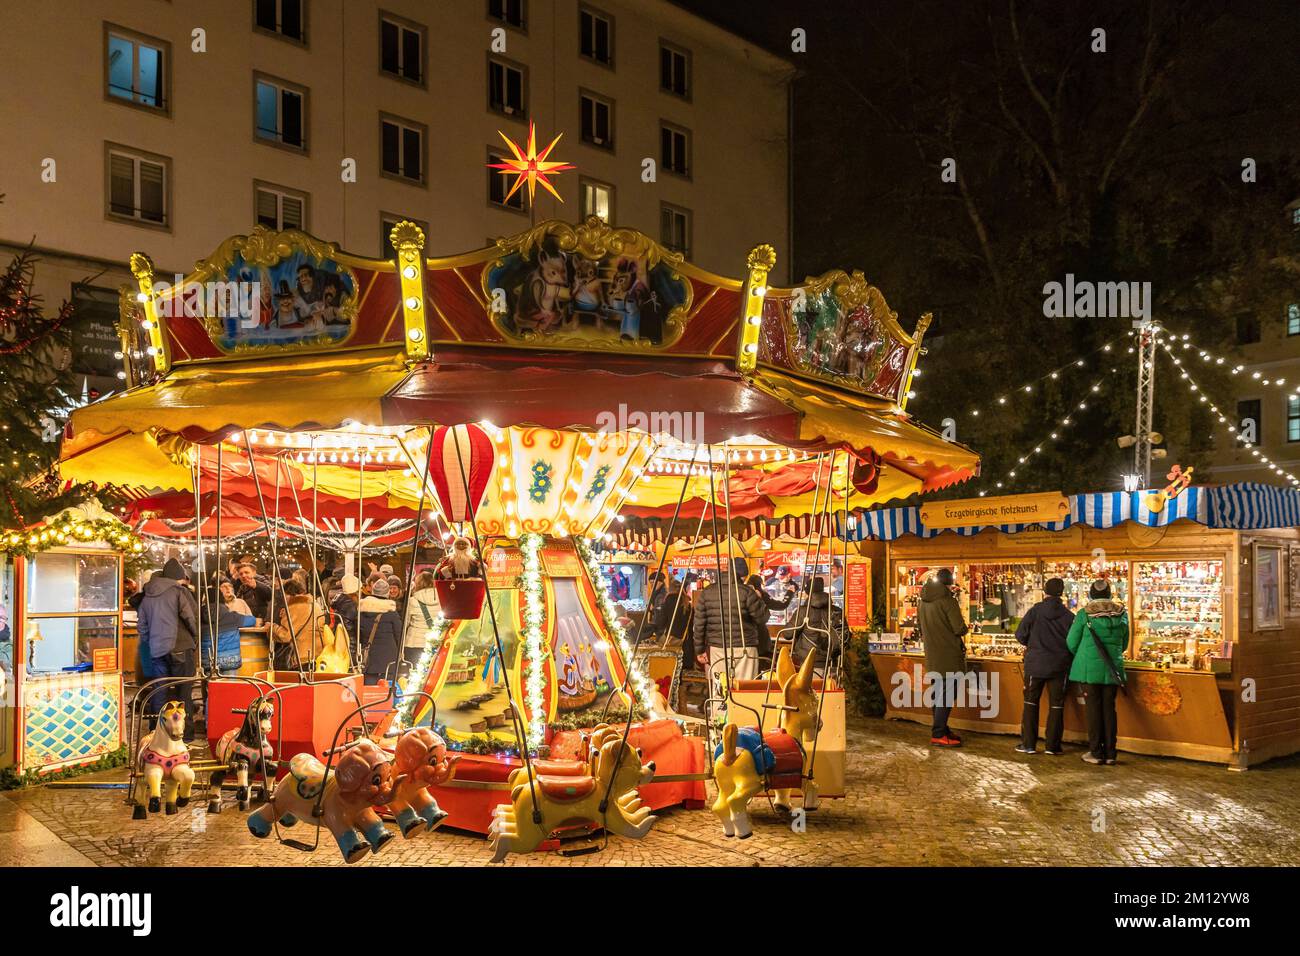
[1065,580,1130,765]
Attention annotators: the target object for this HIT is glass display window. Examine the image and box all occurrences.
[894,563,961,648]
[965,562,1039,636]
[1042,558,1129,612]
[23,550,122,678]
[1133,559,1225,669]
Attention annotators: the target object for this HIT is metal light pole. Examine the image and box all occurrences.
[1134,322,1160,485]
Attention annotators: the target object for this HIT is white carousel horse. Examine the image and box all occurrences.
[132,700,195,819]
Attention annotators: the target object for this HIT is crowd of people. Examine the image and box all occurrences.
[917,569,1129,766]
[130,550,446,735]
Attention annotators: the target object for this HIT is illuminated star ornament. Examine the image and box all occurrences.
[488,121,575,206]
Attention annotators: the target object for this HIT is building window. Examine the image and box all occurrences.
[488,57,526,117]
[660,203,691,259]
[1287,303,1300,336]
[381,116,426,183]
[1291,205,1300,227]
[1289,397,1300,443]
[107,146,168,227]
[255,0,306,43]
[660,42,690,98]
[381,214,430,259]
[105,26,168,112]
[255,182,307,231]
[487,150,525,212]
[488,0,525,30]
[380,13,425,84]
[580,178,614,222]
[255,75,307,150]
[660,123,690,177]
[1238,399,1262,445]
[580,7,613,66]
[1236,312,1260,345]
[580,92,613,149]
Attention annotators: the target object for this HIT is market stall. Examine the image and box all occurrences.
[0,502,141,774]
[852,485,1300,767]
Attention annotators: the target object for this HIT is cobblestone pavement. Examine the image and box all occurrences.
[4,717,1299,867]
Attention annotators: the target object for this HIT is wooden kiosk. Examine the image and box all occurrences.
[857,485,1300,768]
[0,503,139,774]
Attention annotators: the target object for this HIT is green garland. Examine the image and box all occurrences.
[0,745,129,791]
[1,516,144,559]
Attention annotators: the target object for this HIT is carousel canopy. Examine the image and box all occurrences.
[63,217,979,527]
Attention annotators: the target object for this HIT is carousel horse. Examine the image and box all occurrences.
[132,700,195,819]
[209,699,277,812]
[389,727,459,837]
[711,648,821,839]
[247,738,406,863]
[488,724,657,863]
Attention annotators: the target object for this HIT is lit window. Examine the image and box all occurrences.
[380,14,424,84]
[108,147,168,226]
[1288,303,1300,336]
[1289,397,1300,442]
[106,28,167,110]
[255,76,307,149]
[580,179,613,221]
[580,8,613,65]
[381,117,425,183]
[580,93,613,148]
[255,183,307,231]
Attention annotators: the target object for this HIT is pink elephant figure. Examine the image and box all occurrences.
[247,738,405,863]
[389,727,460,837]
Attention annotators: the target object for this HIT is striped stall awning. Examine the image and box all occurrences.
[844,485,1227,542]
[1209,482,1300,529]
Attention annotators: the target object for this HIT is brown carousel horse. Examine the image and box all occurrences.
[209,699,277,812]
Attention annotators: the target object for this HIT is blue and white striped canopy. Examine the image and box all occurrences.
[842,483,1298,542]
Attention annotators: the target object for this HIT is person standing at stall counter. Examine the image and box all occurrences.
[1066,580,1130,766]
[1014,578,1075,755]
[916,568,968,748]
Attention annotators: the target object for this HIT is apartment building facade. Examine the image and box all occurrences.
[0,0,793,397]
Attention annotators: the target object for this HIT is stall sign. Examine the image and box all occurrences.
[920,492,1069,530]
[91,647,118,672]
[541,540,584,577]
[483,546,523,588]
[845,558,872,628]
[993,525,1085,549]
[669,553,731,570]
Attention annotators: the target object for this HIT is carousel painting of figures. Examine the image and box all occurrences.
[485,232,689,347]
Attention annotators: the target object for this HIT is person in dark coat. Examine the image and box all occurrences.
[792,577,843,673]
[234,562,273,621]
[136,558,199,736]
[692,571,770,686]
[331,573,362,660]
[358,577,403,685]
[1014,577,1075,755]
[649,572,690,641]
[916,568,968,747]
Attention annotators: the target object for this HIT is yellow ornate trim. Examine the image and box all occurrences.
[129,253,170,375]
[389,220,430,361]
[737,243,776,373]
[478,216,696,353]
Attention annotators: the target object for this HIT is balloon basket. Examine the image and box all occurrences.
[435,578,487,619]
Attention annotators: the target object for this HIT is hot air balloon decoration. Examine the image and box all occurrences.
[426,424,495,618]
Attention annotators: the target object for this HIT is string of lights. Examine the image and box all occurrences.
[1159,328,1298,395]
[1157,339,1300,487]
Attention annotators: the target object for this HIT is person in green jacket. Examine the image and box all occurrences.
[1066,580,1130,765]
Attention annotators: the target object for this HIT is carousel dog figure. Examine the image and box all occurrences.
[389,727,460,837]
[711,649,821,839]
[209,698,277,813]
[488,725,657,863]
[132,700,195,819]
[247,738,406,863]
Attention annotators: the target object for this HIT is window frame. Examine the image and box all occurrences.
[659,121,692,179]
[579,89,615,151]
[378,10,427,87]
[379,113,429,187]
[487,0,527,33]
[253,0,309,46]
[659,40,692,101]
[659,202,692,260]
[1237,397,1263,446]
[486,146,528,215]
[104,142,172,232]
[487,54,528,121]
[254,180,309,232]
[578,176,615,223]
[578,5,615,69]
[1235,312,1261,346]
[103,23,171,116]
[380,213,431,260]
[253,72,310,153]
[1288,396,1300,443]
[1287,303,1300,337]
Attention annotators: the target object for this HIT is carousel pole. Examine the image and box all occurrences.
[192,448,213,679]
[399,429,433,680]
[245,434,303,673]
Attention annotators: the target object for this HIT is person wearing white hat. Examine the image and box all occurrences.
[330,573,362,661]
[358,576,402,685]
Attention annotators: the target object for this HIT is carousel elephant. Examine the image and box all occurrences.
[132,700,195,818]
[389,727,459,837]
[247,738,406,863]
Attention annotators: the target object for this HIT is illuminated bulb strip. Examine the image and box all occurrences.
[957,336,1121,418]
[391,612,452,733]
[1158,341,1300,487]
[390,220,430,359]
[1162,327,1293,393]
[519,533,548,748]
[575,537,656,716]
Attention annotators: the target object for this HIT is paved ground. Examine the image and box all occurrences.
[3,716,1299,866]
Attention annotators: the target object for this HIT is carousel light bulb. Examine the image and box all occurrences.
[403,265,418,280]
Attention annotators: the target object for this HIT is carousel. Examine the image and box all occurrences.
[57,210,977,859]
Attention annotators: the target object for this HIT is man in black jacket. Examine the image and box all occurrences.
[137,558,200,737]
[692,571,770,688]
[1014,577,1076,754]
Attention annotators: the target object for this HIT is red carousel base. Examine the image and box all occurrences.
[428,719,707,834]
[207,672,364,763]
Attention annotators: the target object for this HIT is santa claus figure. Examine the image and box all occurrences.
[436,536,482,580]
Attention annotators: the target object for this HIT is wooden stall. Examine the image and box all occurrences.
[855,485,1300,768]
